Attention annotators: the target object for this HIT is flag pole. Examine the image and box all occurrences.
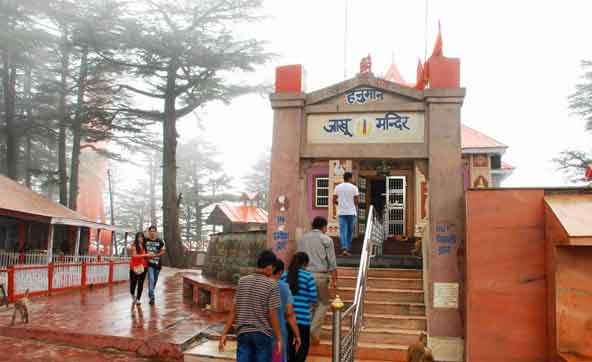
[344,0,348,79]
[424,0,429,61]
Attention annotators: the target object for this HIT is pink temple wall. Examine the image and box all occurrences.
[306,166,329,224]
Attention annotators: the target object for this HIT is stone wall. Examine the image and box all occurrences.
[202,230,267,283]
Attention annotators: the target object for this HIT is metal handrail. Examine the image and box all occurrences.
[331,205,384,362]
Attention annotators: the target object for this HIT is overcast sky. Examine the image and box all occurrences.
[174,0,592,190]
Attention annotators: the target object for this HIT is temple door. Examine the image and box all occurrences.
[386,176,406,237]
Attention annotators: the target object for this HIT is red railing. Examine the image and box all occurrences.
[5,260,130,302]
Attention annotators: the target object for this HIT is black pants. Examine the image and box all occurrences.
[129,270,147,299]
[288,324,310,362]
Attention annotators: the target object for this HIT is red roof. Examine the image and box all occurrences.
[0,175,91,221]
[461,125,507,150]
[0,175,126,231]
[216,203,268,224]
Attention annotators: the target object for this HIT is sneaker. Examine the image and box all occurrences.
[149,298,155,305]
[135,298,141,305]
[131,294,136,303]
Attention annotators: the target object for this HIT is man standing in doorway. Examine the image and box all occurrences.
[333,172,359,256]
[297,216,337,345]
[144,225,166,305]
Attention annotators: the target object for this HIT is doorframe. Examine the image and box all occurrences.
[359,169,415,237]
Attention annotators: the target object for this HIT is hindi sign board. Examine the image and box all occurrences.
[307,112,425,144]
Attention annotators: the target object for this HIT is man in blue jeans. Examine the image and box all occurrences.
[143,225,166,305]
[219,250,283,362]
[333,172,359,256]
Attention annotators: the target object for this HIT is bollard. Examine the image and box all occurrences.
[331,294,345,362]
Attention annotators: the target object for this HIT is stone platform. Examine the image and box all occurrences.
[183,274,236,313]
[0,268,225,361]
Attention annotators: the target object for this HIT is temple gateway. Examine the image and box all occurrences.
[265,37,510,360]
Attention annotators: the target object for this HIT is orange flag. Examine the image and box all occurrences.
[415,59,425,90]
[431,21,443,58]
[585,164,592,180]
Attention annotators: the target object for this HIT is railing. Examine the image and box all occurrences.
[0,259,130,302]
[0,251,48,268]
[0,251,130,268]
[332,205,384,362]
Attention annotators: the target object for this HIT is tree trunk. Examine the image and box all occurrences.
[162,62,183,267]
[185,206,192,244]
[107,168,116,255]
[68,46,88,210]
[2,54,18,180]
[24,63,33,188]
[58,28,70,206]
[149,154,157,226]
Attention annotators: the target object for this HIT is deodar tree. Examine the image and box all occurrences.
[554,60,592,184]
[103,0,271,267]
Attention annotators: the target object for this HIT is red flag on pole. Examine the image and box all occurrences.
[585,164,592,180]
[431,21,443,58]
[415,59,425,90]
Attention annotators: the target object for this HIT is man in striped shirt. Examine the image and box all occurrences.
[219,250,283,362]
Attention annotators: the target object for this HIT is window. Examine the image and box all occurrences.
[315,177,329,208]
[490,155,501,169]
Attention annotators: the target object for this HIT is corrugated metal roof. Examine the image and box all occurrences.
[462,125,507,150]
[0,175,128,231]
[216,203,268,224]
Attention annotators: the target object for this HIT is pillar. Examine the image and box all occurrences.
[96,228,101,256]
[268,65,306,263]
[46,224,55,264]
[74,227,81,257]
[425,87,466,362]
[123,232,129,256]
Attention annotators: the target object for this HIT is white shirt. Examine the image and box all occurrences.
[335,182,359,216]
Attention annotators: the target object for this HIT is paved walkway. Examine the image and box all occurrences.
[0,335,151,362]
[0,268,225,361]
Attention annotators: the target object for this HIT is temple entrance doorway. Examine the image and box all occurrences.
[341,160,419,264]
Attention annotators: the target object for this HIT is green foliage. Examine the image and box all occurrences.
[569,60,592,132]
[553,149,592,184]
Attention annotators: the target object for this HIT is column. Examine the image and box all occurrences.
[46,224,55,264]
[96,228,101,256]
[74,227,81,257]
[267,65,305,263]
[425,88,466,362]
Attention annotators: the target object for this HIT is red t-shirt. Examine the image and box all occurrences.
[130,245,148,270]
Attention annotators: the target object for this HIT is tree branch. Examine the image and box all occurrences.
[118,84,165,99]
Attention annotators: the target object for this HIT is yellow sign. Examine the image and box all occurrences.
[307,112,425,144]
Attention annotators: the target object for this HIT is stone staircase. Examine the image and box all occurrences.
[184,266,425,362]
[309,267,425,362]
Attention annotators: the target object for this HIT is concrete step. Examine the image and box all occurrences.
[310,340,407,361]
[338,275,423,290]
[321,326,423,346]
[338,267,422,279]
[187,339,407,362]
[324,313,427,330]
[347,300,426,316]
[334,287,424,303]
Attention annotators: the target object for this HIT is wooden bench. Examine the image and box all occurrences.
[183,275,235,313]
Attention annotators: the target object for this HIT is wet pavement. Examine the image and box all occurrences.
[0,335,152,362]
[0,268,226,361]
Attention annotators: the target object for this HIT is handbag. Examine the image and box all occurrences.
[132,262,145,275]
